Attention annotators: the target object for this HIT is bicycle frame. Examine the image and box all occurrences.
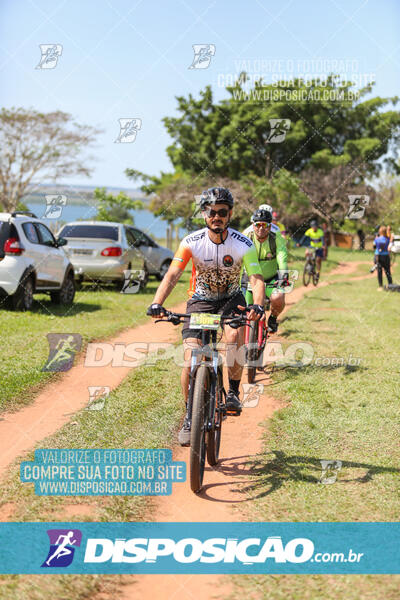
[186,327,224,432]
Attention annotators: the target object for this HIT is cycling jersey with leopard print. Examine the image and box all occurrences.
[172,227,262,300]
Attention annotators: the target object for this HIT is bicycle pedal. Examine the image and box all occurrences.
[225,409,242,416]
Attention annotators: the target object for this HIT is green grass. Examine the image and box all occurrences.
[0,272,189,413]
[0,247,378,413]
[0,356,183,599]
[229,261,400,599]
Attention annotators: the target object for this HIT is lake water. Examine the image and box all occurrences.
[26,202,177,239]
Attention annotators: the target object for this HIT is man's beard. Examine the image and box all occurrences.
[208,219,225,233]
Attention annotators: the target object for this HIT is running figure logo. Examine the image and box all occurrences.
[188,44,216,69]
[319,460,342,485]
[42,334,82,372]
[242,383,264,408]
[36,44,63,69]
[266,119,291,143]
[41,529,82,568]
[347,195,370,220]
[43,194,67,219]
[115,118,142,143]
[87,386,110,410]
[277,269,299,294]
[120,269,145,294]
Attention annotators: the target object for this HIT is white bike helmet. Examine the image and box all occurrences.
[259,204,273,214]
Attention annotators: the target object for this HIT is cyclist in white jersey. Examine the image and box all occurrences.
[147,187,265,445]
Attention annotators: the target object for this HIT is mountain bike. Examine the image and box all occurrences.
[303,249,319,286]
[154,308,248,493]
[245,281,288,383]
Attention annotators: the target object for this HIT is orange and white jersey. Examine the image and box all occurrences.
[172,227,262,300]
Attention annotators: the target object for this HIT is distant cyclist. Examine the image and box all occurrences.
[243,207,288,333]
[271,211,287,238]
[301,219,324,281]
[146,187,265,445]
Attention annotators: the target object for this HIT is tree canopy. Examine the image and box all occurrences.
[163,77,400,180]
[0,108,101,212]
[93,187,143,224]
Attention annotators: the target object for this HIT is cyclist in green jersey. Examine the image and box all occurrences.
[301,219,324,281]
[243,208,288,333]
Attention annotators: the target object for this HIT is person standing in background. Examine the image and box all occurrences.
[357,228,365,251]
[374,226,393,290]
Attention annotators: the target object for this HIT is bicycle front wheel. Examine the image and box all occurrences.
[190,363,210,493]
[312,268,319,286]
[207,367,223,466]
[303,262,311,286]
[247,320,258,383]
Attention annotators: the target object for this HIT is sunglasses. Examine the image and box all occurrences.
[205,208,229,218]
[254,222,271,228]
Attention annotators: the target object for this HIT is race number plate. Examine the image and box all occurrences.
[189,313,221,330]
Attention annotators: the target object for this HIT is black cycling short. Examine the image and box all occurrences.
[181,291,246,340]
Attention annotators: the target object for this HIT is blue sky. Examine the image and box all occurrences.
[1,0,399,188]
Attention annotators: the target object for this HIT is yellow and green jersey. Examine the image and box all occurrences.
[242,226,288,281]
[305,227,324,248]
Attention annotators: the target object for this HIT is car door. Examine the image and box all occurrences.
[35,223,65,286]
[124,227,146,272]
[129,228,159,273]
[21,222,51,288]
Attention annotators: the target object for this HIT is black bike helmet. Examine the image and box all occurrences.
[310,218,318,227]
[200,187,234,210]
[251,208,272,224]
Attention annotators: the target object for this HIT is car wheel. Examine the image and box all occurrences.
[50,273,75,305]
[156,260,171,281]
[140,268,149,290]
[8,275,34,311]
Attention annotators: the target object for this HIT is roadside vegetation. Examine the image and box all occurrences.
[230,261,400,599]
[0,355,183,599]
[0,272,189,413]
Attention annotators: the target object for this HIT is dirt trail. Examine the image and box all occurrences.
[0,304,186,479]
[120,261,373,600]
[0,261,373,599]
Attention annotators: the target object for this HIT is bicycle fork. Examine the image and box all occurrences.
[186,349,223,432]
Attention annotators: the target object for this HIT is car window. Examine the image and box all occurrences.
[130,228,154,246]
[35,223,56,246]
[22,222,40,244]
[125,228,137,247]
[143,233,155,246]
[58,224,119,241]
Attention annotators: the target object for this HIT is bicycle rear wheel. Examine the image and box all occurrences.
[190,363,210,493]
[207,367,223,466]
[247,320,258,383]
[303,262,311,286]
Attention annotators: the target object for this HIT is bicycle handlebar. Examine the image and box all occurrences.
[154,308,251,328]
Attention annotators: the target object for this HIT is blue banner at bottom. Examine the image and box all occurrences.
[0,522,399,574]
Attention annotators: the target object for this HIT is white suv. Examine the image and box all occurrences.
[0,211,75,311]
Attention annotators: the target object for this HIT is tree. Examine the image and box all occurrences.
[0,108,101,211]
[93,187,143,224]
[375,175,400,232]
[163,77,400,181]
[126,167,309,232]
[300,164,378,244]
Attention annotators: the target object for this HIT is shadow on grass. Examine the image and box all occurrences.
[77,282,158,296]
[199,451,400,503]
[238,450,400,499]
[271,362,366,376]
[29,300,102,315]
